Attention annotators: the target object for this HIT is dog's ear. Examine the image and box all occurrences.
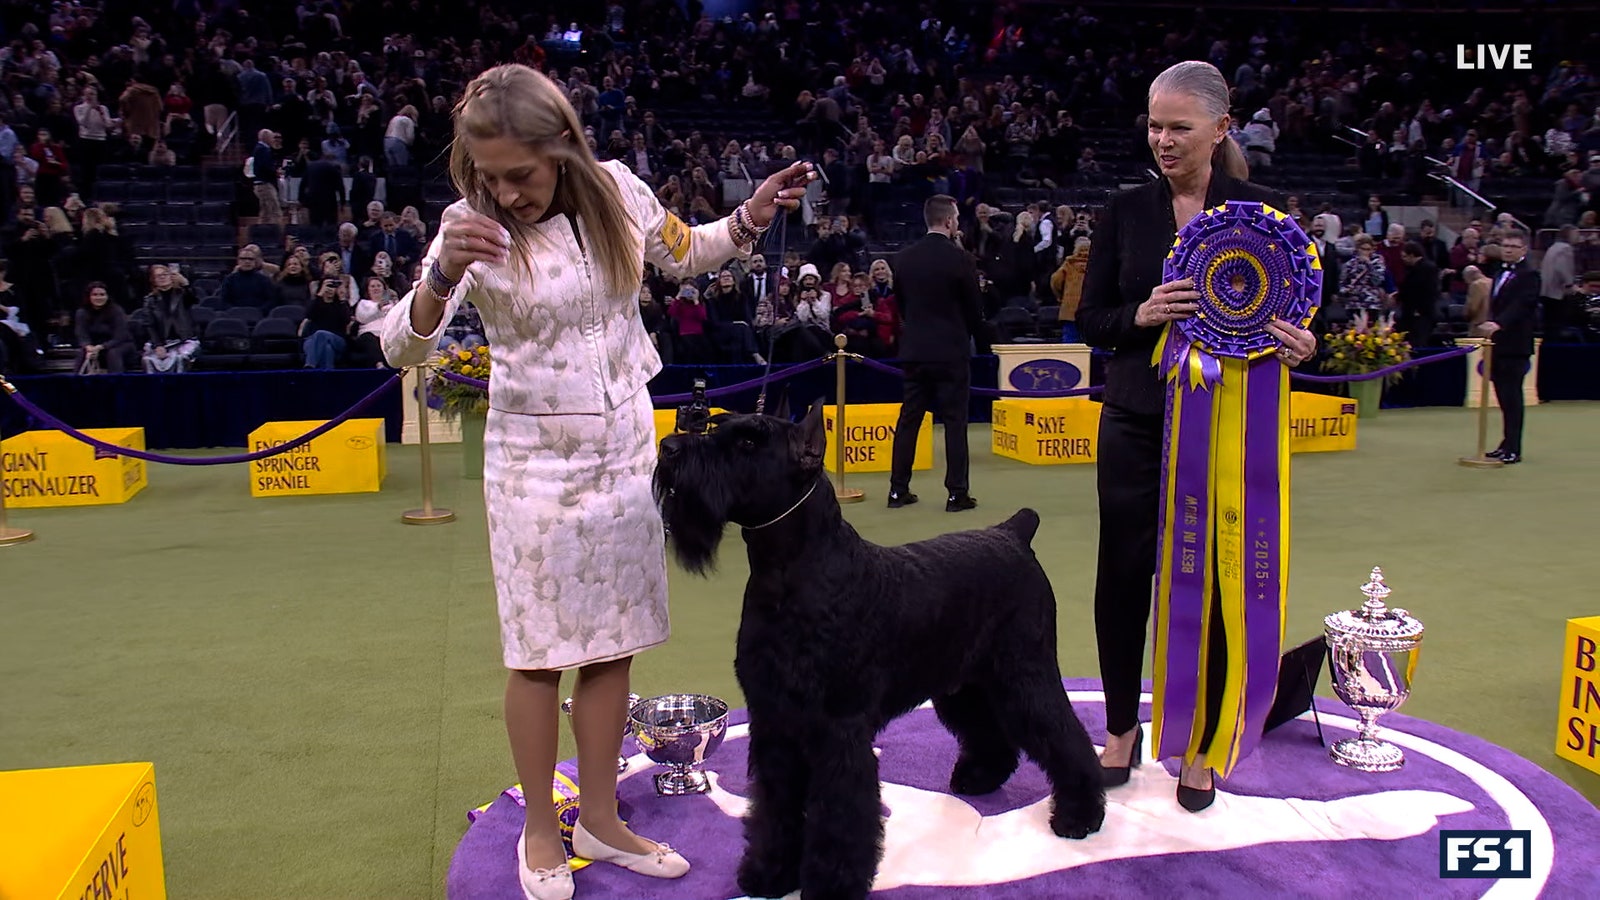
[771,389,791,422]
[793,401,827,470]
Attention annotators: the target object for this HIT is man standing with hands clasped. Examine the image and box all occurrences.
[1478,226,1540,464]
[887,194,988,512]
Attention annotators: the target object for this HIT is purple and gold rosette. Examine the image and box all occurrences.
[1149,201,1322,776]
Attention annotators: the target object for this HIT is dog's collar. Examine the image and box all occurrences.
[742,480,819,531]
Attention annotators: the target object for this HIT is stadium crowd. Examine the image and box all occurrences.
[0,0,1597,376]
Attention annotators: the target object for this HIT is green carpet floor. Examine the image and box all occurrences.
[2,402,1597,898]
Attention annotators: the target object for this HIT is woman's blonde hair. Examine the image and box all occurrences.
[1014,210,1035,242]
[449,64,638,295]
[1148,60,1248,181]
[43,206,73,235]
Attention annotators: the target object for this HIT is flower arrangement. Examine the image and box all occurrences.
[1320,311,1413,386]
[430,345,491,420]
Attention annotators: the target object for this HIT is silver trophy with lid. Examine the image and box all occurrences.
[1324,567,1424,772]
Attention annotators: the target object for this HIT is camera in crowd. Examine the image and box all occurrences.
[676,378,712,434]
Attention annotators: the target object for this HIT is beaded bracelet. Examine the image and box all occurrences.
[737,201,769,235]
[426,259,460,298]
[727,201,768,247]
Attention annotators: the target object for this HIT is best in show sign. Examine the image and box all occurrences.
[1557,615,1600,777]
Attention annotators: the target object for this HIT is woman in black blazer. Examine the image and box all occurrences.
[1078,60,1318,812]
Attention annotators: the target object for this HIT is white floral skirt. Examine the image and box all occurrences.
[483,388,669,670]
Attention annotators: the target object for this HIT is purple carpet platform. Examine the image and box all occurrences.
[448,679,1599,899]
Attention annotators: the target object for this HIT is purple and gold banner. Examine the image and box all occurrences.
[1150,202,1321,776]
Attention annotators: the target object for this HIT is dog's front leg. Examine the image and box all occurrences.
[737,722,807,900]
[799,727,882,900]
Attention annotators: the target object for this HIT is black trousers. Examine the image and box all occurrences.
[889,360,970,496]
[1095,404,1227,743]
[1491,352,1529,455]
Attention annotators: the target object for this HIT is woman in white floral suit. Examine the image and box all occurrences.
[382,64,814,900]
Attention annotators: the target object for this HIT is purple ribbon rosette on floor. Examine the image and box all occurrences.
[1149,201,1322,775]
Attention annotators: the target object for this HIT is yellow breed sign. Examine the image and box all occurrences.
[991,398,1101,465]
[1557,615,1600,777]
[0,762,167,900]
[1287,392,1359,453]
[823,404,931,474]
[0,428,148,507]
[248,418,387,497]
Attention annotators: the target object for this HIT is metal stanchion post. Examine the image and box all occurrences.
[832,334,864,503]
[1459,341,1504,469]
[0,377,36,545]
[404,363,457,524]
[0,469,34,546]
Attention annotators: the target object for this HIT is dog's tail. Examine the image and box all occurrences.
[998,508,1041,544]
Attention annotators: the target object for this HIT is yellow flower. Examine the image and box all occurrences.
[1334,352,1345,359]
[457,350,472,361]
[461,366,476,377]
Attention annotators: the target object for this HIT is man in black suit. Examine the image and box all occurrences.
[1396,241,1439,348]
[1479,227,1540,464]
[741,253,773,315]
[368,212,420,272]
[350,156,378,223]
[300,153,347,227]
[887,195,988,511]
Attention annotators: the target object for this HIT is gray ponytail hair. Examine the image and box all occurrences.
[1147,60,1248,181]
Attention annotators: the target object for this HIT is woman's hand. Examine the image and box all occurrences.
[436,209,510,282]
[747,161,818,229]
[1134,278,1200,327]
[1267,319,1317,367]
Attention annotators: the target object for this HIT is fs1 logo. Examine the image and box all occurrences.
[1439,830,1532,878]
[1456,44,1532,70]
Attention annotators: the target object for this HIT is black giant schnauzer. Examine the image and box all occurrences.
[655,404,1105,900]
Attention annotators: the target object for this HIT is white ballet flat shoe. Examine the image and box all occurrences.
[516,826,574,900]
[571,819,691,879]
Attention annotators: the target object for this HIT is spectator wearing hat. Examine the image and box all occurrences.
[1242,108,1278,170]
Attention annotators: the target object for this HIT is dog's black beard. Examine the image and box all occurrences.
[653,451,733,575]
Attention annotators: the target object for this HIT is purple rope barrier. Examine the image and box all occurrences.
[438,341,1475,405]
[655,357,834,404]
[850,356,1105,398]
[1288,343,1477,384]
[436,357,836,405]
[0,373,403,465]
[436,369,489,390]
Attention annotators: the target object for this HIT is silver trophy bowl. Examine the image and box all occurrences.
[1324,567,1424,772]
[628,693,729,796]
[562,693,642,774]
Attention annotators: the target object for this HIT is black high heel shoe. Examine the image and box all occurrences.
[1176,766,1216,812]
[1100,726,1143,787]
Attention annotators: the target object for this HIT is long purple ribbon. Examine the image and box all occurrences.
[1156,361,1217,760]
[1236,360,1286,763]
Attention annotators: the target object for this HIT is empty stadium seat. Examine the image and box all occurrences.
[221,306,264,325]
[250,317,302,369]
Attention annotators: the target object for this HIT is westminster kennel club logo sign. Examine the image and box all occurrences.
[447,680,1600,900]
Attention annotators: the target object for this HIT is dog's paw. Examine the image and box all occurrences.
[1049,802,1106,840]
[949,753,1017,796]
[737,857,800,900]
